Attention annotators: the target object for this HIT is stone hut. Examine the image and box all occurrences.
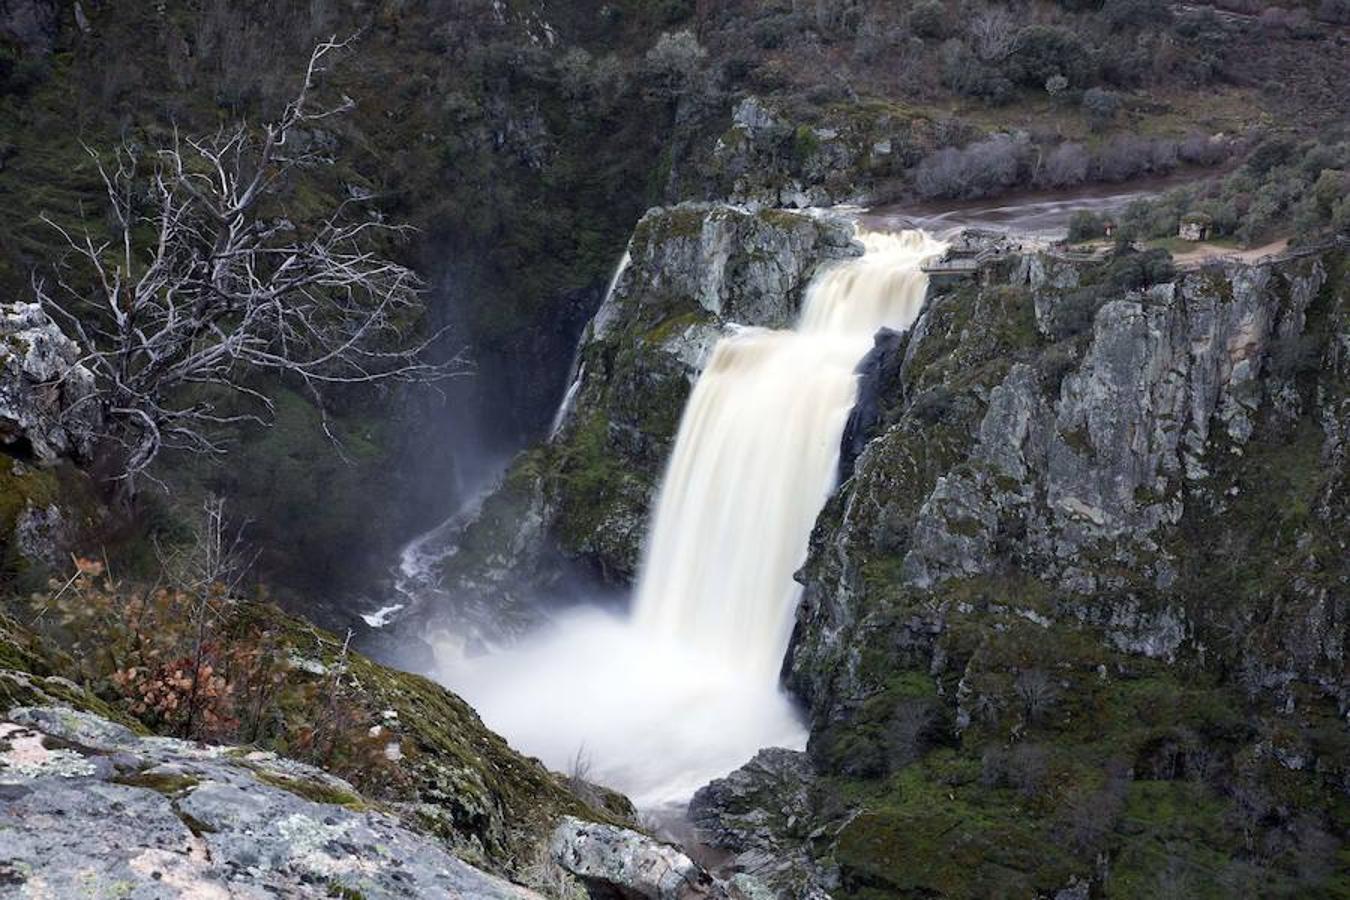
[1179,211,1214,242]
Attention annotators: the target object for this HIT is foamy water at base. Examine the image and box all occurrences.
[435,230,943,806]
[439,607,806,807]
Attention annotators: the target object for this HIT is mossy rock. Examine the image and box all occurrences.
[237,603,630,875]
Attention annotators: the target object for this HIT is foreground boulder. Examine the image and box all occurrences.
[0,604,624,890]
[0,705,543,899]
[550,816,729,900]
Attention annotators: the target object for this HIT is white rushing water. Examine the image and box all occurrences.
[441,229,945,806]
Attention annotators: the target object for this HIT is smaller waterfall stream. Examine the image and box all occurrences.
[440,230,945,806]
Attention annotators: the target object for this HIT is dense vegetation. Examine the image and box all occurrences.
[1070,133,1350,247]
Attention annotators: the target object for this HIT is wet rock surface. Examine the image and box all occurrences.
[0,705,543,899]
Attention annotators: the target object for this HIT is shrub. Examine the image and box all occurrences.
[910,0,950,39]
[968,7,1021,62]
[1081,87,1122,131]
[913,134,1027,199]
[26,552,404,790]
[939,39,1013,103]
[1051,288,1109,339]
[1067,210,1105,242]
[1246,136,1297,177]
[1059,758,1130,850]
[884,697,942,771]
[1150,138,1180,172]
[1014,669,1059,724]
[1008,25,1091,88]
[910,385,962,424]
[752,11,805,50]
[1104,247,1177,289]
[1007,743,1050,797]
[642,30,708,100]
[1042,142,1091,187]
[1180,131,1229,165]
[1095,134,1153,181]
[30,557,285,742]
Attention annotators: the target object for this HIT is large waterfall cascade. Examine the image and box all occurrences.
[633,229,947,681]
[440,229,946,806]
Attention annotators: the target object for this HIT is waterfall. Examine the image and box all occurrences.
[633,230,946,680]
[549,251,632,440]
[441,229,945,806]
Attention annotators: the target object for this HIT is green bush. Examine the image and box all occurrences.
[1067,210,1105,242]
[1081,87,1121,131]
[909,0,949,39]
[1008,26,1092,88]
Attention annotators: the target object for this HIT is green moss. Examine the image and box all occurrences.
[253,770,366,809]
[944,515,983,538]
[643,310,706,345]
[325,882,368,900]
[792,125,821,162]
[1060,425,1094,456]
[833,762,1078,898]
[175,811,218,837]
[0,457,59,537]
[650,205,706,241]
[112,772,201,795]
[552,411,625,550]
[232,603,629,874]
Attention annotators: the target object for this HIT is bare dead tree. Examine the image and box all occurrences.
[968,7,1021,63]
[1014,668,1059,725]
[33,37,461,492]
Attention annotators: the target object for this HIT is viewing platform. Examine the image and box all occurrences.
[921,228,1023,286]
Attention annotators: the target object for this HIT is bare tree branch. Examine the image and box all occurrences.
[32,38,465,489]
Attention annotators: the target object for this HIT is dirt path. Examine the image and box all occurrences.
[1171,238,1290,268]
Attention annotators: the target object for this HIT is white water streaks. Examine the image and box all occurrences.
[441,230,946,806]
[549,251,632,440]
[633,229,946,680]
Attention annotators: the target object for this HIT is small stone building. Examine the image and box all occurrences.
[1179,212,1214,242]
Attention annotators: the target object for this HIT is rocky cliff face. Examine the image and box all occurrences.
[788,245,1345,727]
[418,203,860,646]
[0,302,100,466]
[770,241,1347,897]
[704,97,945,210]
[0,302,102,573]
